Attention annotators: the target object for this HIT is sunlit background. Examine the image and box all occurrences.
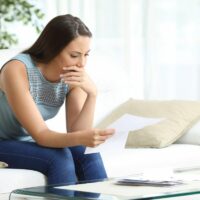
[2,0,200,129]
[10,0,200,101]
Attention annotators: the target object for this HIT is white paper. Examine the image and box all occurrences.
[115,168,175,182]
[85,114,164,154]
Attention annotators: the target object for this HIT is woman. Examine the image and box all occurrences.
[0,14,115,185]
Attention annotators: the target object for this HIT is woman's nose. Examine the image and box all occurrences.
[77,57,86,68]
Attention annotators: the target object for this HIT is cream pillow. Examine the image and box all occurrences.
[96,98,200,148]
[176,119,200,145]
[0,161,8,168]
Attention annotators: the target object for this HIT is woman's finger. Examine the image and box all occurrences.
[99,129,115,136]
[60,71,82,78]
[63,66,83,72]
[64,76,84,82]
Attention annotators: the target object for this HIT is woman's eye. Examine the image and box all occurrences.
[70,55,78,58]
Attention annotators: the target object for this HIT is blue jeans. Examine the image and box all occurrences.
[0,140,107,185]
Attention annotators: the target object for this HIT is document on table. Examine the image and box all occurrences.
[84,113,164,154]
[114,172,183,186]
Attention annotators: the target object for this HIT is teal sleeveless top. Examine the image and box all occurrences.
[0,53,69,141]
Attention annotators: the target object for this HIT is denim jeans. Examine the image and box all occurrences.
[0,140,107,185]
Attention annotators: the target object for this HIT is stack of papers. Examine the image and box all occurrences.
[114,168,183,186]
[115,176,183,187]
[114,166,200,187]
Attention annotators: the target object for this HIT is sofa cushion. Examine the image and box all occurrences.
[100,144,200,177]
[176,119,200,145]
[96,98,200,148]
[0,161,8,168]
[0,169,46,193]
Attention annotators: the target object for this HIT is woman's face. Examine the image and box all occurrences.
[54,36,91,70]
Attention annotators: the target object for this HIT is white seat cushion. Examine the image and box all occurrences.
[0,169,46,193]
[101,144,200,178]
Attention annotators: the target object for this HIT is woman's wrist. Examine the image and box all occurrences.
[67,130,82,146]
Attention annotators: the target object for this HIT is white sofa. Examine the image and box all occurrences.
[1,49,200,194]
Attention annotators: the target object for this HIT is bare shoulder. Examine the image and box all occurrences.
[1,59,26,75]
[0,60,28,91]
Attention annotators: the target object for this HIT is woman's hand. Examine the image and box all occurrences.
[60,66,97,96]
[78,128,115,147]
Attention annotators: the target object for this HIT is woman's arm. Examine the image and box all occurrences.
[1,61,114,148]
[63,65,99,132]
[66,87,96,132]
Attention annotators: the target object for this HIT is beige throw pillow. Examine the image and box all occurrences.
[0,161,8,168]
[96,98,200,148]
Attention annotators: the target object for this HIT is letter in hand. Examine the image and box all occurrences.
[93,128,115,147]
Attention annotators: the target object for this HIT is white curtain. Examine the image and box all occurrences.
[143,0,200,100]
[45,0,200,100]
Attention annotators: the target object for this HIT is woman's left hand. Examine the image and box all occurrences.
[60,66,97,96]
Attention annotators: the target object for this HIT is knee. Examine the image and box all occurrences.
[46,148,77,184]
[48,148,74,168]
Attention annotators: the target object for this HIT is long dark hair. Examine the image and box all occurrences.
[23,14,92,63]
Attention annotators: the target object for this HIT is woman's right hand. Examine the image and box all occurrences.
[79,128,115,147]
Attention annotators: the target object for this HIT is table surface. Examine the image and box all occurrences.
[9,167,200,200]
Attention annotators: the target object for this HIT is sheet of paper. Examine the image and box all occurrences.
[85,114,164,154]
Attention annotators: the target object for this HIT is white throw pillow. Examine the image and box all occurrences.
[176,120,200,145]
